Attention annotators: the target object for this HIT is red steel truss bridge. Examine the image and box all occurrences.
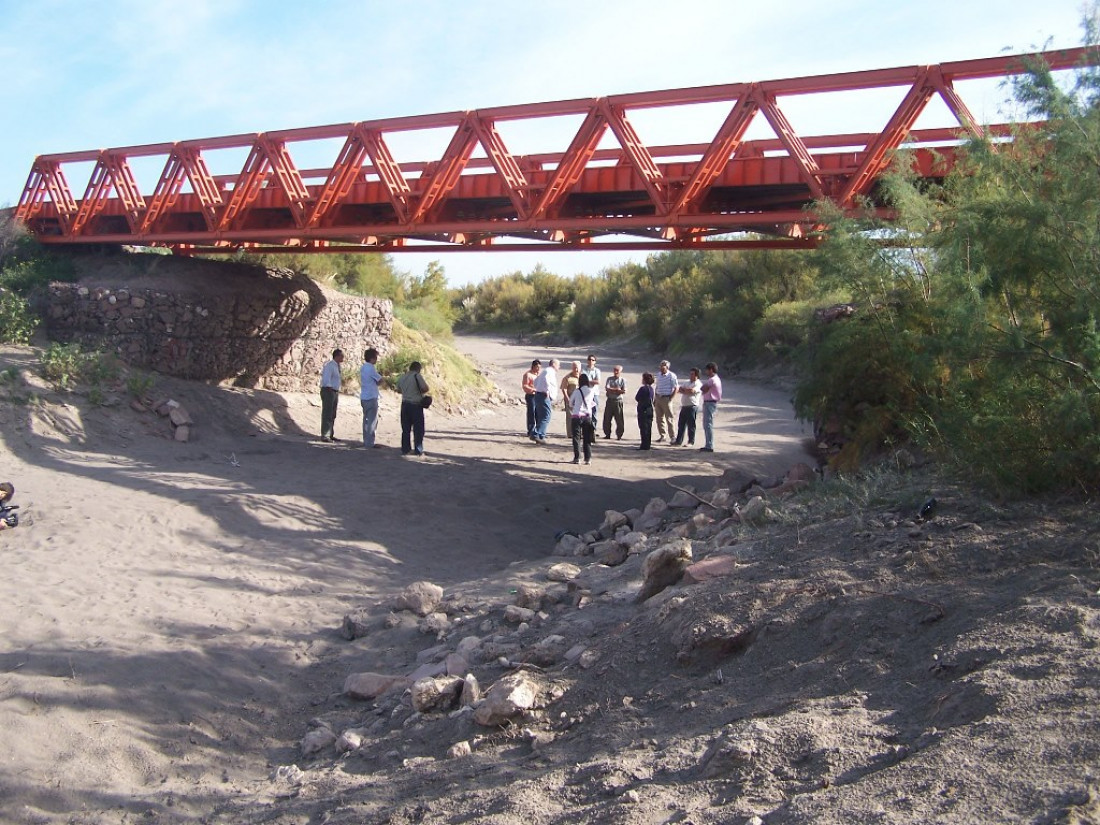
[15,47,1095,256]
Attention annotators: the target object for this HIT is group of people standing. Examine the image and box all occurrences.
[522,354,723,462]
[319,348,430,456]
[320,346,725,464]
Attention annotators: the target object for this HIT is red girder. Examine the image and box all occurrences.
[15,47,1096,254]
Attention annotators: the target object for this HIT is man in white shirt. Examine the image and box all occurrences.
[359,348,383,448]
[653,360,678,443]
[531,358,559,443]
[320,348,344,442]
[672,367,703,446]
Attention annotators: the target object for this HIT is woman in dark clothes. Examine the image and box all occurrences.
[635,372,656,450]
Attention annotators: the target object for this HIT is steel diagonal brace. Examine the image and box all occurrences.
[472,116,530,220]
[182,148,222,230]
[143,147,223,233]
[309,125,413,227]
[601,99,669,215]
[17,160,79,235]
[361,126,413,225]
[219,141,271,231]
[72,152,145,235]
[758,92,825,201]
[838,66,983,207]
[260,136,311,227]
[102,154,146,232]
[411,114,478,224]
[309,128,369,229]
[669,87,759,221]
[219,136,310,231]
[529,107,609,221]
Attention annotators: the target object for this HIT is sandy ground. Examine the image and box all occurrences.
[0,335,810,823]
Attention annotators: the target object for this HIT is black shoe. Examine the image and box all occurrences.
[637,446,650,450]
[699,447,714,452]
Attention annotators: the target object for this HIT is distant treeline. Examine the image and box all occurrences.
[449,249,831,363]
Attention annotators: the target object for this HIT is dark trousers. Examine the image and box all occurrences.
[674,406,698,445]
[400,401,425,454]
[320,387,339,438]
[525,394,537,436]
[638,407,654,449]
[571,417,594,461]
[602,396,624,438]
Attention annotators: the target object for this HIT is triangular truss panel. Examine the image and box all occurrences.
[15,47,1095,254]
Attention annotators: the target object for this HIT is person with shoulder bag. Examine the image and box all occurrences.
[397,361,430,456]
[569,373,596,465]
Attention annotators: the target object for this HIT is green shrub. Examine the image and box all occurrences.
[0,289,37,344]
[41,343,86,388]
[0,254,77,294]
[126,373,156,400]
[396,303,454,340]
[40,343,120,391]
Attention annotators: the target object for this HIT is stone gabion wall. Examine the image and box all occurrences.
[45,266,393,393]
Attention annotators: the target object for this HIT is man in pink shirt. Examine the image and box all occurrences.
[699,362,723,452]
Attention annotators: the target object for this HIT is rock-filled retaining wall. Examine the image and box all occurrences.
[45,260,392,393]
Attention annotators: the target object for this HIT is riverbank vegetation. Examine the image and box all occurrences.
[3,26,1096,495]
[449,38,1100,495]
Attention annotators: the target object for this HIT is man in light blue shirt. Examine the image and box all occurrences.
[360,348,383,448]
[653,360,678,443]
[320,349,344,442]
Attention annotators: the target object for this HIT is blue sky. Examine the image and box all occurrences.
[0,0,1089,285]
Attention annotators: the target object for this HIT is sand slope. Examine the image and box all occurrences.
[0,335,810,822]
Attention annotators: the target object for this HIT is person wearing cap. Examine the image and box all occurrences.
[699,362,723,452]
[397,361,430,456]
[602,364,626,440]
[653,360,678,443]
[522,359,541,438]
[320,348,344,442]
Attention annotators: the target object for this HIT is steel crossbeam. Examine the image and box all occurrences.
[14,47,1096,255]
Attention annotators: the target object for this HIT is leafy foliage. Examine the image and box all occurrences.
[453,247,818,360]
[0,289,36,344]
[377,319,493,406]
[40,343,120,390]
[796,27,1100,494]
